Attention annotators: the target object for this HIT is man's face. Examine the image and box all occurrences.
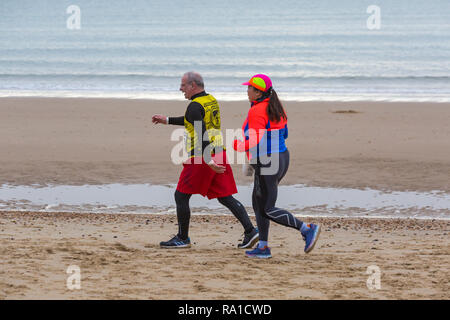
[180,75,195,100]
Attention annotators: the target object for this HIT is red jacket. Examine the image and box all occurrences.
[233,97,288,160]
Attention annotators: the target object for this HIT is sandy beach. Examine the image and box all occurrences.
[2,0,449,302]
[0,97,449,299]
[0,211,449,300]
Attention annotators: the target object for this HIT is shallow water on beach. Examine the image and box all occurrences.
[0,183,449,220]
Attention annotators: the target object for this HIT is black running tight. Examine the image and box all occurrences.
[252,150,304,241]
[174,190,254,240]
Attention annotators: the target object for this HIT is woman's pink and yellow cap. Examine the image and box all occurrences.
[242,74,272,92]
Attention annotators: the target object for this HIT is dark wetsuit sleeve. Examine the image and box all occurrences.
[168,116,184,125]
[185,102,211,162]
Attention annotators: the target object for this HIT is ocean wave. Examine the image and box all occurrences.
[1,90,449,103]
[1,73,450,81]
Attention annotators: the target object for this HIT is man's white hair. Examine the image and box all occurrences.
[184,71,204,88]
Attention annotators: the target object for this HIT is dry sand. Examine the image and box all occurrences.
[0,97,449,300]
[0,211,449,300]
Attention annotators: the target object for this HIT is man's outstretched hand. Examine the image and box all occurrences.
[152,114,167,125]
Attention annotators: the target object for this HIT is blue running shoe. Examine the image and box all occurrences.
[160,235,191,249]
[303,224,321,253]
[245,246,272,259]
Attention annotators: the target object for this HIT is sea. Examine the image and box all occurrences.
[1,0,449,102]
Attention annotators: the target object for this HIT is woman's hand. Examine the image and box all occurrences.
[242,163,254,176]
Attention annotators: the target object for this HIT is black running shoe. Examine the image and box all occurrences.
[160,235,191,248]
[238,228,259,249]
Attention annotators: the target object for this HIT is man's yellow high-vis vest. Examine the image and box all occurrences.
[184,94,224,156]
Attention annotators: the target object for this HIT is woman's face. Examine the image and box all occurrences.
[247,85,263,102]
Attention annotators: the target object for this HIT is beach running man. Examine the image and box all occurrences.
[152,71,259,249]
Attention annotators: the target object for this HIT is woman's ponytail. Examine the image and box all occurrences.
[267,88,287,122]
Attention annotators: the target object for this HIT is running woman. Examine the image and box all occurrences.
[152,71,259,249]
[233,74,321,258]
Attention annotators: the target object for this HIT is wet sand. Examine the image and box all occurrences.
[0,211,449,299]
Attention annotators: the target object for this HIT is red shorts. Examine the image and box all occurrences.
[176,151,238,199]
